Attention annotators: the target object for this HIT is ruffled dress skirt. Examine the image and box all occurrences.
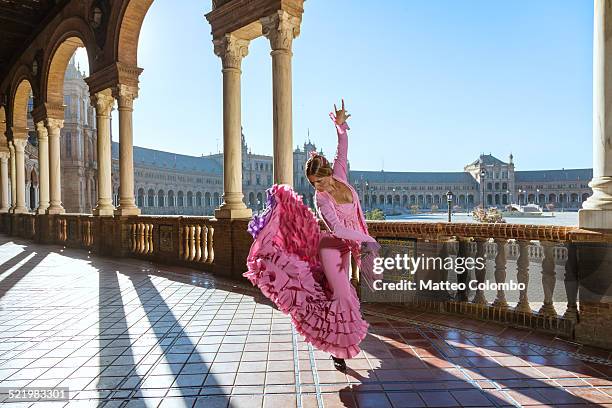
[244,184,369,359]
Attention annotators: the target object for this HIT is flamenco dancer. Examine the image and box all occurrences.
[244,99,381,371]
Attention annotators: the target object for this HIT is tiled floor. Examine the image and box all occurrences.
[0,237,611,407]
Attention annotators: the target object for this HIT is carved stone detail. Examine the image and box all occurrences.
[261,10,301,52]
[112,84,138,109]
[213,34,250,70]
[91,90,114,116]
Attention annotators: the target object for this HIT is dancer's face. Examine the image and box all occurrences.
[308,175,333,192]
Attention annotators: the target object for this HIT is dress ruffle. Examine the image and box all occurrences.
[244,184,369,359]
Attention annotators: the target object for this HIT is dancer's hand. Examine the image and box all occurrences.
[331,99,351,125]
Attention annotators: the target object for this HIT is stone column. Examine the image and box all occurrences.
[0,151,9,212]
[213,34,252,219]
[8,142,15,212]
[91,90,115,216]
[261,10,301,186]
[580,0,612,229]
[35,121,50,214]
[112,84,140,216]
[45,118,65,214]
[11,135,28,213]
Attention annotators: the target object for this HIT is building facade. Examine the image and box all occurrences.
[24,58,592,216]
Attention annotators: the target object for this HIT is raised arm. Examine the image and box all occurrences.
[331,116,350,182]
[315,193,376,243]
[330,99,351,182]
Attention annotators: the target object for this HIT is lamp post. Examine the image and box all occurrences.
[536,188,540,205]
[480,169,486,209]
[518,188,522,206]
[446,190,454,222]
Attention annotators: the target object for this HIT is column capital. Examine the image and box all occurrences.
[0,151,9,161]
[35,121,49,140]
[112,84,138,109]
[90,89,114,117]
[44,118,64,132]
[12,137,27,151]
[213,34,250,70]
[261,10,301,52]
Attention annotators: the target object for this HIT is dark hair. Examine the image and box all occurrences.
[305,153,332,185]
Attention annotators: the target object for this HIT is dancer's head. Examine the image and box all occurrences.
[305,151,333,192]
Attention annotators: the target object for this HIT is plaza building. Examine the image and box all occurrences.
[352,153,592,213]
[24,60,593,216]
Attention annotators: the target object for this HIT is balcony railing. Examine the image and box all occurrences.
[1,213,610,350]
[362,221,611,348]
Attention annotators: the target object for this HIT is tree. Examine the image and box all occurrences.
[365,208,385,220]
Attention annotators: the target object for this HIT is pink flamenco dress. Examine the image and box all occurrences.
[243,115,381,359]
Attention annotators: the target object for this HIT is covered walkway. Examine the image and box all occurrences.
[0,237,611,407]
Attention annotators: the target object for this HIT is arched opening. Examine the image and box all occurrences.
[29,169,38,211]
[187,191,193,207]
[137,188,144,207]
[12,78,34,135]
[147,188,155,207]
[177,191,184,207]
[45,32,94,214]
[167,190,175,207]
[158,189,164,207]
[196,192,202,207]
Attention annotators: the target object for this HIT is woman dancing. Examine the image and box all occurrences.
[244,99,381,371]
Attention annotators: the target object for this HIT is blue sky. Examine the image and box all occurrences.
[76,0,593,172]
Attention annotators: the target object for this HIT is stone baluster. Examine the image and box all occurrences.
[492,238,509,309]
[539,241,558,316]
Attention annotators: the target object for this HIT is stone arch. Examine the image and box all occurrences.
[115,0,155,66]
[177,190,184,207]
[196,191,202,206]
[11,78,34,131]
[205,192,211,206]
[167,190,175,206]
[43,17,97,103]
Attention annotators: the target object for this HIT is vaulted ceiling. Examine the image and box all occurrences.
[0,0,68,83]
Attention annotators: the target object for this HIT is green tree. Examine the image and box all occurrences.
[365,208,385,220]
